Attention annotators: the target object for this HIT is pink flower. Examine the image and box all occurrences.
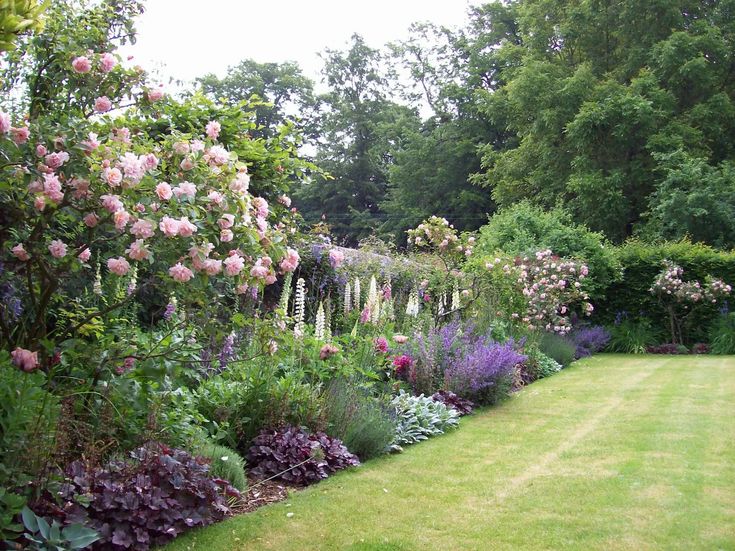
[45,151,69,169]
[319,343,340,360]
[252,197,269,218]
[34,195,46,211]
[230,171,250,194]
[155,182,173,200]
[11,243,30,261]
[169,262,194,282]
[208,191,225,206]
[147,88,164,102]
[220,229,233,242]
[205,145,230,165]
[143,153,158,170]
[118,152,145,183]
[113,210,130,230]
[223,254,245,276]
[236,283,249,294]
[104,167,123,187]
[130,219,155,239]
[279,248,300,273]
[173,141,190,155]
[392,334,409,345]
[191,139,205,152]
[48,239,68,258]
[11,347,39,372]
[180,157,194,171]
[250,264,269,280]
[203,258,222,275]
[94,96,112,113]
[159,216,180,238]
[83,213,100,227]
[278,194,291,207]
[35,144,47,156]
[177,217,198,237]
[107,256,131,276]
[205,120,221,140]
[82,132,100,151]
[0,111,10,133]
[99,52,117,72]
[218,214,235,229]
[78,247,91,262]
[374,337,389,354]
[173,181,196,199]
[71,56,92,73]
[43,173,64,203]
[126,239,151,260]
[328,249,344,269]
[10,126,30,144]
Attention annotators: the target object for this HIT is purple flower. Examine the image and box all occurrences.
[569,325,610,358]
[163,301,176,320]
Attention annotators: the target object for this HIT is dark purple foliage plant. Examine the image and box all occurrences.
[45,443,239,550]
[247,426,359,486]
[431,390,474,416]
[569,325,611,358]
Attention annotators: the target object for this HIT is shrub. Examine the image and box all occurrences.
[691,343,710,355]
[607,316,660,354]
[522,349,562,382]
[569,325,611,358]
[321,379,397,461]
[246,426,359,486]
[596,240,735,343]
[431,390,474,416]
[475,202,621,300]
[193,443,247,491]
[537,333,576,368]
[445,340,525,405]
[391,390,460,448]
[709,311,735,354]
[47,443,239,551]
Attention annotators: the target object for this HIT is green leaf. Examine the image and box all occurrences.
[21,506,38,533]
[63,524,101,548]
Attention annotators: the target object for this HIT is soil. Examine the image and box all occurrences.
[230,475,298,515]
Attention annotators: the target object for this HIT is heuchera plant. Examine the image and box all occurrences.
[431,390,474,416]
[46,443,239,550]
[247,426,359,486]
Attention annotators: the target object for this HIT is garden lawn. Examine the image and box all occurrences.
[165,354,735,551]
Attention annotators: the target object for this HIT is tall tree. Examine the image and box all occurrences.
[472,0,735,244]
[197,59,316,139]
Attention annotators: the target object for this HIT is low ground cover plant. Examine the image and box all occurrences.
[391,391,460,448]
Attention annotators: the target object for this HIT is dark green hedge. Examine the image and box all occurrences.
[594,240,735,343]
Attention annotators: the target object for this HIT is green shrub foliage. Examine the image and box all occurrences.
[538,333,576,368]
[193,443,248,491]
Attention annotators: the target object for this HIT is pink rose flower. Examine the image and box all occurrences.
[205,145,230,165]
[45,151,69,169]
[279,248,300,273]
[104,167,123,187]
[265,274,277,285]
[94,96,112,113]
[11,243,30,261]
[35,144,47,156]
[83,213,100,227]
[223,255,245,276]
[143,153,158,170]
[10,126,30,144]
[208,191,224,206]
[229,171,250,194]
[250,264,269,280]
[220,229,233,242]
[177,217,198,237]
[218,214,235,229]
[42,173,64,203]
[147,88,164,102]
[180,157,194,171]
[169,262,194,282]
[82,132,100,151]
[126,239,151,260]
[0,110,10,133]
[252,197,269,218]
[155,182,173,200]
[173,181,196,199]
[78,247,91,262]
[205,120,221,140]
[11,347,39,372]
[236,283,249,294]
[113,210,130,230]
[191,139,205,152]
[99,52,117,72]
[278,194,291,207]
[173,141,190,155]
[130,219,155,239]
[203,258,222,275]
[48,239,68,258]
[159,216,180,237]
[374,337,389,354]
[71,56,92,73]
[107,256,131,276]
[392,335,409,344]
[34,195,46,211]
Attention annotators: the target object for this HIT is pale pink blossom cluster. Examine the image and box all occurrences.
[328,248,345,269]
[407,216,474,260]
[279,248,300,272]
[11,347,39,372]
[650,261,732,304]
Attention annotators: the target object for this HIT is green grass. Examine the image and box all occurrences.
[164,355,735,550]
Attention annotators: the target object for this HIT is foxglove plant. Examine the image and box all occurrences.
[294,277,306,338]
[315,302,326,341]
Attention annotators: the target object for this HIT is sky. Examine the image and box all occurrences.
[120,0,477,87]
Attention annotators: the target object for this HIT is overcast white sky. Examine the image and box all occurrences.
[120,0,477,86]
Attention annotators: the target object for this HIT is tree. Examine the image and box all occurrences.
[197,59,316,139]
[473,0,735,244]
